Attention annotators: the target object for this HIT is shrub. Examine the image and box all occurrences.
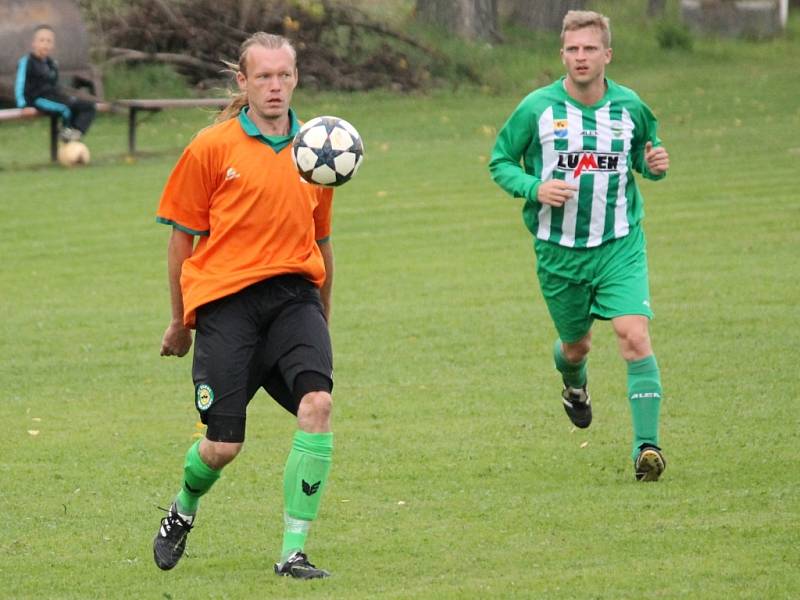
[656,19,694,50]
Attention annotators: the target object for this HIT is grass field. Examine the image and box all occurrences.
[1,6,799,599]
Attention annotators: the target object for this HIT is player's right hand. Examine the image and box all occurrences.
[160,322,193,357]
[537,180,578,206]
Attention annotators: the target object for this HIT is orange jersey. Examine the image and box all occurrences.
[156,112,333,327]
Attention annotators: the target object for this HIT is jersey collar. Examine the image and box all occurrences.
[238,107,299,151]
[560,76,613,110]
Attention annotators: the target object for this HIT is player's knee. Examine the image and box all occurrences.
[618,328,651,359]
[564,344,589,363]
[297,391,333,433]
[563,335,591,363]
[298,391,333,422]
[200,439,243,469]
[293,371,333,430]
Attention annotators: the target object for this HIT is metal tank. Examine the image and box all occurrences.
[0,0,98,105]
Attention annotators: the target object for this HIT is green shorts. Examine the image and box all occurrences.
[534,225,653,343]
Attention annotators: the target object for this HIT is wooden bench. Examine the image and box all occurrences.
[1,106,70,162]
[0,97,229,161]
[0,102,113,162]
[115,98,229,154]
[0,107,40,121]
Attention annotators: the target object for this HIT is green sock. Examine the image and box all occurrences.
[554,338,587,388]
[175,439,221,515]
[281,430,333,561]
[282,513,311,562]
[627,355,663,460]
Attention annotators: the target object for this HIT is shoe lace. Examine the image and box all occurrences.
[638,443,661,452]
[289,552,315,568]
[157,505,193,536]
[564,390,587,406]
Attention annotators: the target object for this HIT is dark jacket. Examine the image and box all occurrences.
[15,53,60,107]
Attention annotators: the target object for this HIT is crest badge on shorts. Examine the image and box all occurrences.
[196,384,214,411]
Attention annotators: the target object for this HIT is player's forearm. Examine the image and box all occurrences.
[489,154,542,201]
[167,229,194,325]
[489,126,541,201]
[318,239,334,322]
[488,100,544,201]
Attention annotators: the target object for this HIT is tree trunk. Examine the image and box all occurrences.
[499,0,588,31]
[647,0,667,17]
[416,0,501,42]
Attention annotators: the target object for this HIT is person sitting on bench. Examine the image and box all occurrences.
[15,24,96,142]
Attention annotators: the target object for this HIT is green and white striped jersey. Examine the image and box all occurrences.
[489,77,665,248]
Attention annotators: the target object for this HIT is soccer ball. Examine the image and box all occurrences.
[292,116,364,187]
[57,141,90,167]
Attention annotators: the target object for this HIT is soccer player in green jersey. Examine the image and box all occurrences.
[489,10,670,481]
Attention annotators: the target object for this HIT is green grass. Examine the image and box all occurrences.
[1,10,799,599]
[102,64,201,101]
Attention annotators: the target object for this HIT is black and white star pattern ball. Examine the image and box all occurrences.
[291,116,364,187]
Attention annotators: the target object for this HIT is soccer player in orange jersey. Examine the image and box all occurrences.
[153,32,335,579]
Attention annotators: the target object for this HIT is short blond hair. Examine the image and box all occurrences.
[561,10,611,48]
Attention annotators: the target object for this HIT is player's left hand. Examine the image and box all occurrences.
[161,321,193,357]
[645,141,669,175]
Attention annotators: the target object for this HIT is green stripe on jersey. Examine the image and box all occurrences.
[575,109,597,248]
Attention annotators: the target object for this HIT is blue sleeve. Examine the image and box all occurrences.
[15,56,29,108]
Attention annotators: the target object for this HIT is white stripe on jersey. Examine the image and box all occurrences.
[558,102,584,248]
[587,102,612,247]
[614,107,635,238]
[536,106,556,240]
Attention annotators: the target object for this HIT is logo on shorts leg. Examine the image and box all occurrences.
[196,384,214,411]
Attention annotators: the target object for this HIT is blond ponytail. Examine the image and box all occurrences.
[215,92,249,123]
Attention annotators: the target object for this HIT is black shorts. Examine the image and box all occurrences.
[191,275,333,442]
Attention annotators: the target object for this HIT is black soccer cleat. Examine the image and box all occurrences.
[153,503,194,570]
[274,551,330,579]
[634,444,666,482]
[561,380,592,428]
